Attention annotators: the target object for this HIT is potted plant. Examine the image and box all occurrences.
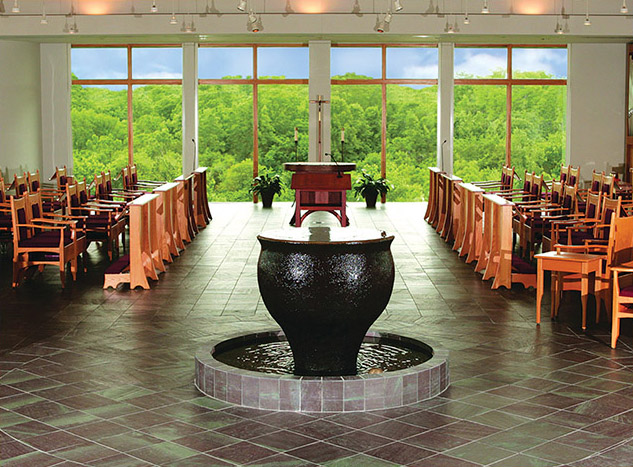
[249,173,283,208]
[353,171,392,208]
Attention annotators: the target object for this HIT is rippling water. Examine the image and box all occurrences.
[215,340,431,375]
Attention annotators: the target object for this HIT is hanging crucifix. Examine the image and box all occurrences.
[309,94,330,162]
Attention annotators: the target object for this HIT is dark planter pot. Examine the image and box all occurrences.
[260,191,275,208]
[364,190,379,208]
[257,227,395,376]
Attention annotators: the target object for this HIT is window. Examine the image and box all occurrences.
[332,45,439,201]
[71,46,183,183]
[453,46,567,183]
[198,45,308,201]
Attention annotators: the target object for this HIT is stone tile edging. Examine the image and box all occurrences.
[194,329,449,412]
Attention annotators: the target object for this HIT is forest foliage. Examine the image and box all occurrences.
[71,70,565,202]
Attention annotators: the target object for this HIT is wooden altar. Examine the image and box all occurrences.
[284,162,356,227]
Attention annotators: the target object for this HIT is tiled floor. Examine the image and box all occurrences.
[1,202,633,467]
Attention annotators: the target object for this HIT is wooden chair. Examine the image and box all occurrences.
[608,215,633,348]
[551,197,624,322]
[66,181,127,260]
[0,177,11,240]
[102,170,142,201]
[519,182,577,258]
[10,193,86,288]
[13,173,29,197]
[27,169,65,214]
[544,191,602,252]
[558,164,571,186]
[473,165,516,191]
[128,164,165,190]
[568,166,580,187]
[52,166,74,192]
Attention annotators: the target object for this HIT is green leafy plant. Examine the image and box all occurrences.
[248,172,283,196]
[353,171,392,199]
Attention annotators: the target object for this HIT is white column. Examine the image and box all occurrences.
[567,43,626,183]
[308,40,331,162]
[40,43,72,180]
[437,43,454,174]
[182,42,198,175]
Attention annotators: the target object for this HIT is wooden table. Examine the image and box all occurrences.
[535,251,603,330]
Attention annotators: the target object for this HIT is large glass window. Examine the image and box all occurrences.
[71,84,128,181]
[198,46,309,202]
[453,46,567,183]
[71,46,183,183]
[332,45,439,202]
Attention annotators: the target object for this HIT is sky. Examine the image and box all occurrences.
[71,45,567,82]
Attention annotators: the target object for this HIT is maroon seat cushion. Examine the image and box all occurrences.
[619,286,633,298]
[20,232,74,248]
[105,255,130,274]
[512,255,536,274]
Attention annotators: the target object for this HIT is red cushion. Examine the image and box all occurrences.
[20,232,74,248]
[512,255,536,274]
[105,255,130,274]
[619,286,633,298]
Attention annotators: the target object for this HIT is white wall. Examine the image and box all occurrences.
[567,43,627,183]
[0,41,42,180]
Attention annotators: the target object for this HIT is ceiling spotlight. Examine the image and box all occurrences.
[463,14,470,24]
[151,1,158,12]
[252,17,263,32]
[554,20,563,34]
[68,19,79,34]
[40,13,48,24]
[352,0,362,16]
[584,0,591,25]
[182,19,196,33]
[584,16,591,25]
[283,0,294,16]
[376,16,386,32]
[393,0,403,12]
[237,0,247,11]
[169,13,178,24]
[384,10,393,23]
[248,10,258,23]
[621,0,628,13]
[12,0,19,13]
[481,0,489,14]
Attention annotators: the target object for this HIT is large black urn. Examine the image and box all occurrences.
[257,227,395,376]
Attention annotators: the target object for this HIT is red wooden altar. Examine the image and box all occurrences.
[284,162,356,227]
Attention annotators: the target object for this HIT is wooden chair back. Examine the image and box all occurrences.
[0,177,7,205]
[584,191,602,221]
[561,184,578,213]
[502,165,515,190]
[531,173,546,199]
[14,173,28,197]
[121,166,134,191]
[568,166,580,187]
[10,194,31,244]
[55,166,73,191]
[27,169,42,192]
[601,174,615,198]
[589,170,603,193]
[559,164,570,185]
[549,181,564,205]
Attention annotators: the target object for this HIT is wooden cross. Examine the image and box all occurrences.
[309,94,330,162]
